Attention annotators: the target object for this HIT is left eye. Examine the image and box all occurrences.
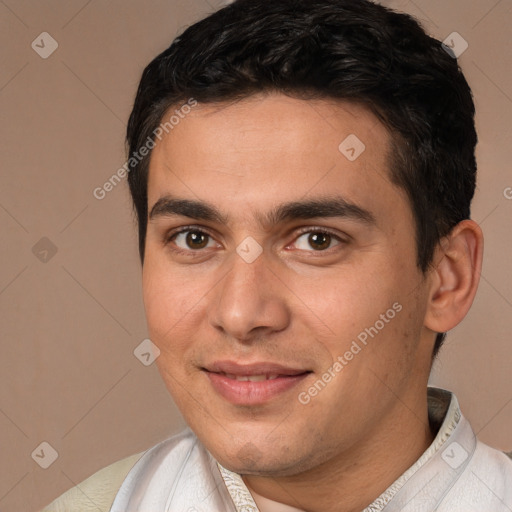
[294,231,341,251]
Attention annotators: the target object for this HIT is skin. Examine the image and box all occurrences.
[142,93,483,512]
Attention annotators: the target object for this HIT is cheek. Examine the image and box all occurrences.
[303,266,396,334]
[142,265,204,400]
[142,258,203,348]
[307,261,424,372]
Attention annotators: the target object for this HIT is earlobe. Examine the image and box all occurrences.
[424,220,484,333]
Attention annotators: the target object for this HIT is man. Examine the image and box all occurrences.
[42,0,512,511]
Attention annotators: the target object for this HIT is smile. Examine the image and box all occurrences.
[223,373,280,381]
[203,361,311,405]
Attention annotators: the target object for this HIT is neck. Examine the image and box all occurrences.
[243,389,434,512]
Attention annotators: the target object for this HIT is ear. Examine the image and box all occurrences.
[424,220,484,334]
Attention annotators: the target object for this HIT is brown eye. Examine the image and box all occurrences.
[293,231,341,251]
[172,230,215,251]
[186,231,209,249]
[308,232,331,250]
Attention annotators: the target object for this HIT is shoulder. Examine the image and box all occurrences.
[470,440,512,488]
[441,441,512,509]
[109,428,208,498]
[39,430,197,512]
[109,429,236,512]
[40,452,144,512]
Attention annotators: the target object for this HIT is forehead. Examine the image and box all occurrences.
[146,94,405,224]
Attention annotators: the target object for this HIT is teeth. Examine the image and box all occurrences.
[224,373,279,381]
[246,375,266,382]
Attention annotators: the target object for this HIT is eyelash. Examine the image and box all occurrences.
[164,225,346,255]
[288,227,345,251]
[164,226,218,256]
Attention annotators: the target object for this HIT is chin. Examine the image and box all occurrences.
[221,456,319,478]
[210,438,320,477]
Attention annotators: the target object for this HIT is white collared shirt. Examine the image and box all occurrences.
[109,387,512,512]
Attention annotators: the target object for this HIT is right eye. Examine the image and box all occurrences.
[170,229,218,251]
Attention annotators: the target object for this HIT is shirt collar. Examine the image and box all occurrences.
[217,386,476,512]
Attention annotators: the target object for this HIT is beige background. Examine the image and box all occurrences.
[0,1,511,511]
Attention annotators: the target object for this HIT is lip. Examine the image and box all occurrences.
[203,360,311,405]
[206,360,308,376]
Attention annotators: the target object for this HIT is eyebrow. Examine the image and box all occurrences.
[149,195,376,227]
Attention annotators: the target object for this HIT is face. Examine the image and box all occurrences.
[142,94,434,477]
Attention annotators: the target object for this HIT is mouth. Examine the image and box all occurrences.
[222,373,281,382]
[203,361,312,405]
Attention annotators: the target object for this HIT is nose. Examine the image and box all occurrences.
[208,249,291,342]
